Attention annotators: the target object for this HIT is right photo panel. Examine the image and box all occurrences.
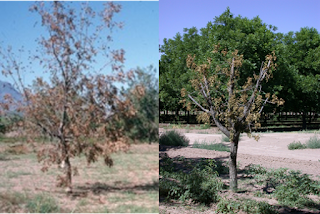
[159,0,320,213]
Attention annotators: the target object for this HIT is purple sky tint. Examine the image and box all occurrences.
[0,1,159,87]
[160,0,320,47]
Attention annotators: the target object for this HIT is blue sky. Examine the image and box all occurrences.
[160,0,320,47]
[0,1,159,87]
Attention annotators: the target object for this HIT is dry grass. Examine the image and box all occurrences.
[0,137,159,213]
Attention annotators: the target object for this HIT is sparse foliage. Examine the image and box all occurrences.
[181,46,284,191]
[0,2,142,192]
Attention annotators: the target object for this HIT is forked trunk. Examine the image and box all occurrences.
[229,137,239,192]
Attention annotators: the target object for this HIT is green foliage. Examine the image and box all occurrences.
[121,66,159,143]
[288,135,320,150]
[221,135,230,142]
[306,135,320,148]
[192,140,230,152]
[287,141,307,150]
[26,193,60,213]
[160,8,286,114]
[245,165,320,209]
[159,130,189,146]
[0,114,23,134]
[282,27,320,114]
[160,158,223,204]
[216,198,278,214]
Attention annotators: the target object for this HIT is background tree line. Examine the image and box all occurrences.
[159,8,320,129]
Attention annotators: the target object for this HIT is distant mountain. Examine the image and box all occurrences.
[0,80,23,111]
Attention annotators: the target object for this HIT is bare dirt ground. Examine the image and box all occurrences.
[159,128,320,178]
[0,140,159,213]
[159,127,320,214]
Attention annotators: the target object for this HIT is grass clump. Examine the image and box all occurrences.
[288,135,320,150]
[159,130,189,146]
[287,141,307,150]
[306,135,320,149]
[192,140,230,152]
[0,191,28,213]
[221,135,230,142]
[26,193,60,213]
[221,134,242,143]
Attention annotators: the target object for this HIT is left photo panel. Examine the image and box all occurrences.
[0,1,159,213]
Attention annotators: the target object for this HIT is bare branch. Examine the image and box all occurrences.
[187,94,209,113]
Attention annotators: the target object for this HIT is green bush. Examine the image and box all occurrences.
[216,198,277,214]
[26,193,60,213]
[192,140,230,152]
[159,130,189,146]
[306,135,320,149]
[245,165,320,209]
[287,141,307,150]
[288,135,320,150]
[160,158,223,204]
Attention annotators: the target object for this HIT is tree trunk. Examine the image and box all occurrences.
[229,137,239,192]
[302,111,307,130]
[60,135,72,193]
[64,155,72,192]
[175,108,179,122]
[187,111,190,124]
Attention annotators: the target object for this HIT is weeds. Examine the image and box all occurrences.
[306,135,320,148]
[244,165,320,209]
[160,157,223,204]
[221,135,230,142]
[160,154,320,212]
[192,140,230,152]
[159,130,189,146]
[221,134,241,143]
[216,198,278,214]
[288,134,320,150]
[26,193,60,213]
[287,141,306,150]
[0,191,28,213]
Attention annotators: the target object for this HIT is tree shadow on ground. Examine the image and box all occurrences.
[70,179,159,198]
[275,205,320,214]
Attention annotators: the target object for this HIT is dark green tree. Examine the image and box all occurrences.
[160,8,286,117]
[123,66,159,143]
[282,27,320,129]
[159,27,200,115]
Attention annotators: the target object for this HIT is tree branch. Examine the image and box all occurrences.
[241,60,271,122]
[187,94,209,113]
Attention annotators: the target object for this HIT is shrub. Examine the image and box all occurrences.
[160,158,223,204]
[179,159,223,204]
[192,140,230,152]
[216,198,277,214]
[245,165,320,209]
[306,135,320,149]
[287,141,307,150]
[159,130,189,146]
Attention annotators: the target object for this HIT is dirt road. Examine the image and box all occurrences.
[160,129,320,178]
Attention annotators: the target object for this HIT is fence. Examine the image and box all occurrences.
[159,111,320,130]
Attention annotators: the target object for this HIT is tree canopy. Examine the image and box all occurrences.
[160,8,320,119]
